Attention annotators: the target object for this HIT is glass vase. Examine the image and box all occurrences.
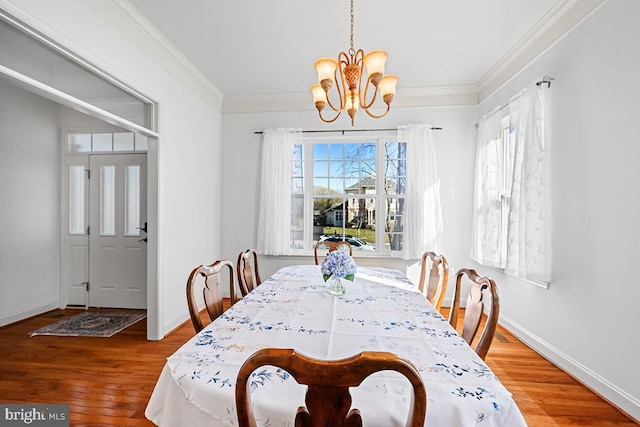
[329,277,345,295]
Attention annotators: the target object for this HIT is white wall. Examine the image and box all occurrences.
[2,0,223,339]
[476,0,640,419]
[0,81,61,325]
[221,105,478,288]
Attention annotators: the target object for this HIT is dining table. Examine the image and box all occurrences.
[145,264,527,427]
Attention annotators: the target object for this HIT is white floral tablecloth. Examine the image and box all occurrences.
[146,265,527,427]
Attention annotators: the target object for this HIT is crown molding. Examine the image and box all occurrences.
[394,85,478,108]
[477,0,606,101]
[98,0,224,111]
[222,92,312,114]
[222,85,478,114]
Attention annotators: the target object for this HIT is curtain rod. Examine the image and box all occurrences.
[474,73,554,129]
[254,127,442,135]
[498,74,554,112]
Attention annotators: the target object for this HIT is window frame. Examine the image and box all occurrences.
[292,135,406,257]
[67,131,148,154]
[498,115,514,268]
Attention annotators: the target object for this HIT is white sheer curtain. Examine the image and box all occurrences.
[505,83,551,282]
[470,109,503,268]
[471,82,550,282]
[399,124,443,260]
[257,128,302,255]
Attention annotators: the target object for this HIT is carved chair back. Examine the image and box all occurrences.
[448,268,500,360]
[235,348,427,427]
[186,260,235,333]
[237,249,261,297]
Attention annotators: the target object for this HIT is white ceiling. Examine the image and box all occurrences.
[123,0,598,104]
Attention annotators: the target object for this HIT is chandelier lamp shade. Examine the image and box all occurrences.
[310,0,398,126]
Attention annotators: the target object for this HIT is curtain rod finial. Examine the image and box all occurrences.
[536,74,554,88]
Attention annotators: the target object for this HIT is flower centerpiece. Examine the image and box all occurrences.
[321,250,357,295]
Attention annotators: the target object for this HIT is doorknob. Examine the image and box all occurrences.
[139,237,148,243]
[137,222,148,233]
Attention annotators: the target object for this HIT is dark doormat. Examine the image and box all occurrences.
[30,311,146,337]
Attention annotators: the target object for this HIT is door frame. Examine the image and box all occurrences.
[60,129,159,338]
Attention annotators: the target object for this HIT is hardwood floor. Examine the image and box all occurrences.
[0,307,637,426]
[484,330,637,426]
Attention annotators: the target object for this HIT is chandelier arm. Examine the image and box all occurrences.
[360,79,380,110]
[357,48,379,110]
[338,50,352,67]
[353,48,365,106]
[354,49,364,68]
[326,52,350,112]
[321,64,344,113]
[318,109,342,123]
[324,78,343,113]
[362,103,391,119]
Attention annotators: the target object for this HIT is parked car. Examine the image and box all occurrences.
[318,235,375,250]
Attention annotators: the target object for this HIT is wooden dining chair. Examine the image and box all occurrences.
[237,248,262,297]
[417,251,449,312]
[236,348,427,427]
[313,240,353,265]
[448,268,500,360]
[186,260,235,333]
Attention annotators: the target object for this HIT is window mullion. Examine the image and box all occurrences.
[375,137,384,254]
[303,142,314,251]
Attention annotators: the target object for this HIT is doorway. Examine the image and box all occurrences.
[64,145,148,309]
[1,10,159,337]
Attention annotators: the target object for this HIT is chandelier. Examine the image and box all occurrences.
[310,0,398,126]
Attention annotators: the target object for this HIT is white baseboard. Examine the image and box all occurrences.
[499,315,640,422]
[162,311,190,337]
[0,301,60,328]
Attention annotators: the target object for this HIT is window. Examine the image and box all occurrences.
[259,126,441,259]
[67,132,148,153]
[68,165,86,235]
[125,165,142,236]
[291,137,406,254]
[99,165,116,236]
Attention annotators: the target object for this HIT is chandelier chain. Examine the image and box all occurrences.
[349,0,355,52]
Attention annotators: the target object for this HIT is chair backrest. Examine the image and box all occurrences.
[236,348,427,427]
[418,251,449,312]
[237,249,261,297]
[313,240,353,265]
[186,260,235,333]
[448,268,500,360]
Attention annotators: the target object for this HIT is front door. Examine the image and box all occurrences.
[88,154,147,308]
